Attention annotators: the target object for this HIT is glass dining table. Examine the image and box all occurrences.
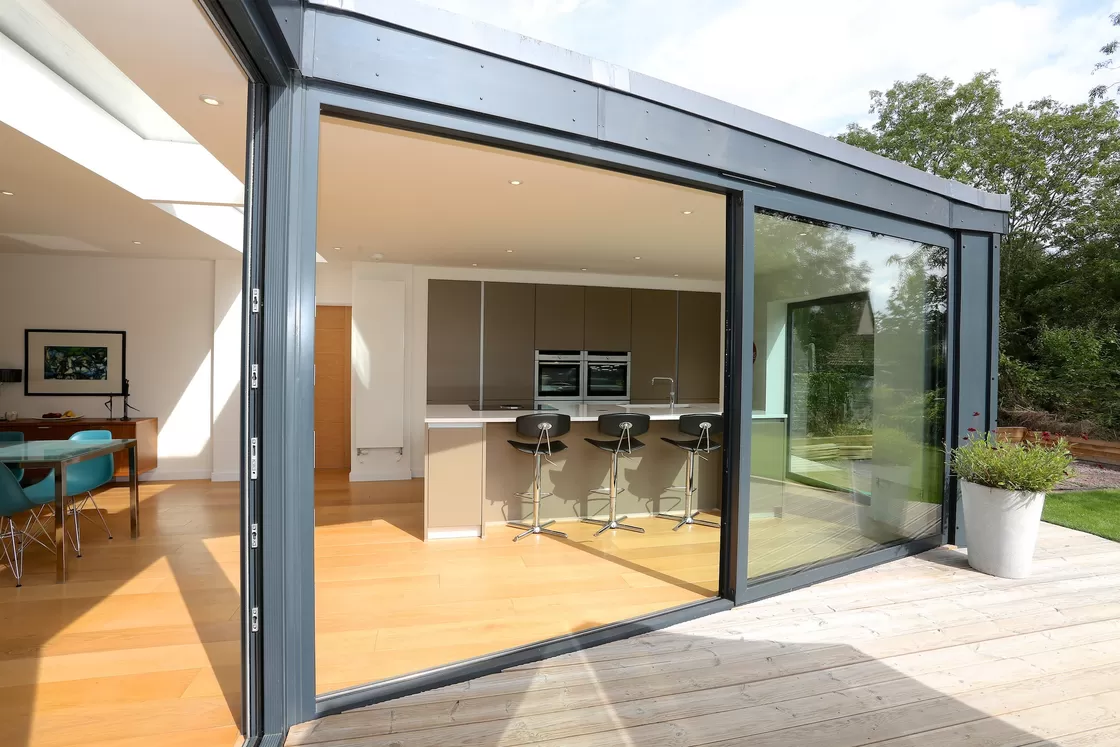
[0,438,139,582]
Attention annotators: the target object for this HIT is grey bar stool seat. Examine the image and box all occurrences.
[658,413,723,531]
[507,413,571,542]
[583,412,651,536]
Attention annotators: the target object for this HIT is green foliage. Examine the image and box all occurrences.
[1091,12,1120,102]
[838,73,1120,438]
[1043,489,1120,542]
[952,433,1073,492]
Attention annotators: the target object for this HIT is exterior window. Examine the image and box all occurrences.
[749,209,948,580]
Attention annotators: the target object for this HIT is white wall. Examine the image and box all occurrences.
[211,260,243,480]
[0,253,241,481]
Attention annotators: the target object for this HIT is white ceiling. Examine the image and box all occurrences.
[0,0,247,261]
[0,120,239,260]
[317,118,727,280]
[46,0,248,181]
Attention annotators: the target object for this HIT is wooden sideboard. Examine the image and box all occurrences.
[0,417,158,477]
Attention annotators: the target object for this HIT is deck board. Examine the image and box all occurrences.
[290,523,1120,747]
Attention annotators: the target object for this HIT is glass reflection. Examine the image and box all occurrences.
[749,210,947,580]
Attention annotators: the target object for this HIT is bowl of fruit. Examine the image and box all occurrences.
[40,410,82,421]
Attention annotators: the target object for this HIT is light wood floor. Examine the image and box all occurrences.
[313,470,721,692]
[0,480,243,747]
[313,470,941,691]
[291,522,1120,747]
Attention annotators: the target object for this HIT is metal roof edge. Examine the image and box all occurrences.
[309,0,1011,214]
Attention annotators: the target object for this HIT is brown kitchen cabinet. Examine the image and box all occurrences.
[427,279,481,404]
[677,291,722,402]
[583,286,631,352]
[483,282,536,406]
[0,417,158,477]
[629,289,678,403]
[534,284,585,351]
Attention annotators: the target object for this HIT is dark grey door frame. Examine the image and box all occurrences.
[245,77,989,727]
[226,3,1002,736]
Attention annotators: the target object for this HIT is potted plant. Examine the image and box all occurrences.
[951,430,1072,578]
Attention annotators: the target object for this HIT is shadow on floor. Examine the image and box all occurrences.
[0,482,242,747]
[291,624,1077,747]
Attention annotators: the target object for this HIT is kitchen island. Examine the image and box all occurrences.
[424,403,787,540]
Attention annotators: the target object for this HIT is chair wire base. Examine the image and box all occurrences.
[0,517,25,587]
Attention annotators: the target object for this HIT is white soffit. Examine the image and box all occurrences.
[0,0,244,240]
[0,0,193,143]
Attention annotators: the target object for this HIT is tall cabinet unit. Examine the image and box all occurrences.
[677,291,722,403]
[427,280,482,404]
[629,289,679,403]
[483,282,536,406]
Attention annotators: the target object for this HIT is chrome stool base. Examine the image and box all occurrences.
[656,443,719,531]
[509,518,567,542]
[581,516,644,536]
[657,510,720,531]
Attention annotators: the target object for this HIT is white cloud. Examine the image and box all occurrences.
[413,0,1120,134]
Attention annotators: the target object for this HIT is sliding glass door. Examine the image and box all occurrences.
[748,208,949,581]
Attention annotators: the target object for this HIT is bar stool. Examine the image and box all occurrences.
[658,413,723,531]
[507,413,571,542]
[582,413,650,536]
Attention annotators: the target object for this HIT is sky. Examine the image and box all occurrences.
[410,0,1120,135]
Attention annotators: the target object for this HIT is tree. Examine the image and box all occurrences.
[838,73,1120,437]
[1090,12,1120,101]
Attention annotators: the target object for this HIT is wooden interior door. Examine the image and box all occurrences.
[315,305,352,470]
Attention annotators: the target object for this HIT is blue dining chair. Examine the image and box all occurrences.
[24,429,115,556]
[0,432,23,484]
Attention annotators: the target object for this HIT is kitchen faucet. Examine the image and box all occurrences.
[651,376,675,407]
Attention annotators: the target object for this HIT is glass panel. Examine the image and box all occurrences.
[0,439,128,462]
[749,209,947,580]
[314,115,726,693]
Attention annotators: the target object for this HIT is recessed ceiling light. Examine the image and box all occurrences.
[674,273,679,277]
[634,256,641,260]
[199,95,221,106]
[471,263,478,267]
[682,210,693,215]
[580,268,587,271]
[508,180,522,186]
[506,249,514,253]
[334,246,342,251]
[132,241,142,245]
[0,191,12,196]
[798,232,808,236]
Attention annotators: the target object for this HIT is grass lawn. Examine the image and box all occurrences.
[1043,490,1120,542]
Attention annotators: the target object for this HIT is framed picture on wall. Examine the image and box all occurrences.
[24,329,127,396]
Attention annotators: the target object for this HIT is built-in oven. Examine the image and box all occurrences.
[584,352,630,403]
[534,351,585,404]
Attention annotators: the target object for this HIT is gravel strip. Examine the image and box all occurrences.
[1054,460,1120,491]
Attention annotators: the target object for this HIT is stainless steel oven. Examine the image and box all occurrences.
[584,352,630,403]
[534,351,585,404]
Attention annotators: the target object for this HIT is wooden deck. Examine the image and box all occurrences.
[289,522,1120,747]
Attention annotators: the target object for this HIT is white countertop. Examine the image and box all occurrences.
[426,403,787,424]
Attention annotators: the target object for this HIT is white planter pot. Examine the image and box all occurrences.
[960,481,1046,579]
